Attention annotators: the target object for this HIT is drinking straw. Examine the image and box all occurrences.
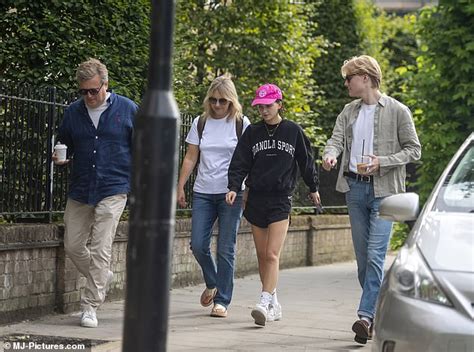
[362,139,365,157]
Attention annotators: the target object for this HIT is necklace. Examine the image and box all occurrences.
[265,121,281,137]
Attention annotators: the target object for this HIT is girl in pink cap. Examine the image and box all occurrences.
[226,83,321,326]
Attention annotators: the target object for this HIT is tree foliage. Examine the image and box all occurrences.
[307,0,361,139]
[306,0,418,139]
[174,0,327,147]
[354,0,418,98]
[410,0,474,201]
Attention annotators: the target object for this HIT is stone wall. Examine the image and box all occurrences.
[0,215,353,324]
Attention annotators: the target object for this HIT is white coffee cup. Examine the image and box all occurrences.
[54,143,68,162]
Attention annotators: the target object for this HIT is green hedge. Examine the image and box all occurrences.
[1,0,150,102]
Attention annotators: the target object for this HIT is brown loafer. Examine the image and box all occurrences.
[210,303,227,318]
[200,287,217,307]
[352,319,373,344]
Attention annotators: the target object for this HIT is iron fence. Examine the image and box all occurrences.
[0,82,346,222]
[0,82,74,221]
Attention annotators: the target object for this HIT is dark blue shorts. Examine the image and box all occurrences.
[243,192,292,228]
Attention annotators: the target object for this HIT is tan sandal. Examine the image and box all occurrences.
[210,303,227,318]
[200,287,217,307]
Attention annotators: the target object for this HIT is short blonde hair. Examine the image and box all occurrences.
[202,73,242,121]
[76,58,108,83]
[341,55,382,89]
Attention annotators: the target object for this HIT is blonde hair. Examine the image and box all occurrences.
[341,55,382,89]
[202,73,242,121]
[76,58,108,83]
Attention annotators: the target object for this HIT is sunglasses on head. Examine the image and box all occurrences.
[209,97,229,105]
[78,82,104,96]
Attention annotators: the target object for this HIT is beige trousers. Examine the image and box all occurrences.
[64,194,127,311]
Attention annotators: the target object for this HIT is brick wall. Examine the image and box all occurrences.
[0,225,60,324]
[0,215,353,324]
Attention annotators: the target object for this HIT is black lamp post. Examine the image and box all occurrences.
[122,0,179,351]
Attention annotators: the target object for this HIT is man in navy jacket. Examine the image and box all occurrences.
[53,58,137,328]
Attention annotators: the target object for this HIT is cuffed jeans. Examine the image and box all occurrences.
[190,192,243,308]
[345,178,392,319]
[63,194,127,311]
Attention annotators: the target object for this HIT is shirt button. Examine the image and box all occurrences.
[92,165,95,168]
[93,150,96,153]
[95,136,98,139]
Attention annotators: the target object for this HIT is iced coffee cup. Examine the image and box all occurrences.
[54,143,68,162]
[356,155,371,175]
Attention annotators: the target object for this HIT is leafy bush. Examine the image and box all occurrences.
[410,1,474,203]
[390,222,410,250]
[174,0,327,147]
[308,0,361,139]
[1,0,150,102]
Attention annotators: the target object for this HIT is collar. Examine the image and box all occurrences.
[354,93,387,108]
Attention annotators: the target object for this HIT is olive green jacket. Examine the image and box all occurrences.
[323,94,421,198]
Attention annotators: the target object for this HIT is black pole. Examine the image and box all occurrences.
[122,0,179,351]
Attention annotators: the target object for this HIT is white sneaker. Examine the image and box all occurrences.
[267,302,282,322]
[251,292,272,326]
[80,309,98,328]
[251,303,268,326]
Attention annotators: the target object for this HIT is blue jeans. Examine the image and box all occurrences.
[190,192,243,308]
[345,178,393,319]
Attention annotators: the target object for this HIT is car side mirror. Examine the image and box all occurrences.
[379,192,420,223]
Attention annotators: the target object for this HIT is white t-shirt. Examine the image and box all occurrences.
[186,115,251,194]
[350,103,376,173]
[87,92,111,128]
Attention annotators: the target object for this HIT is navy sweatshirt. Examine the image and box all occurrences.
[228,119,319,195]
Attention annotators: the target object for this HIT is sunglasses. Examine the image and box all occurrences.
[345,74,357,83]
[209,97,229,105]
[78,82,104,96]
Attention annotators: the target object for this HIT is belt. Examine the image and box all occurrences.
[343,171,373,183]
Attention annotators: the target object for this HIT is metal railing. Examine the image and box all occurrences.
[0,82,346,222]
[0,83,75,221]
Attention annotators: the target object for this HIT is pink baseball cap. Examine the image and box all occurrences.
[251,83,283,106]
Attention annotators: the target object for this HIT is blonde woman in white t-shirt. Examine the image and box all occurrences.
[177,74,250,318]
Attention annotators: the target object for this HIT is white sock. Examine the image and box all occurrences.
[260,291,272,306]
[271,290,279,305]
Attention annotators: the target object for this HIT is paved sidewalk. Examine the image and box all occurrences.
[1,258,393,351]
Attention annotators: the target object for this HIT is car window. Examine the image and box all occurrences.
[433,142,474,213]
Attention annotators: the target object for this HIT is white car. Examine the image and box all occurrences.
[373,133,474,352]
